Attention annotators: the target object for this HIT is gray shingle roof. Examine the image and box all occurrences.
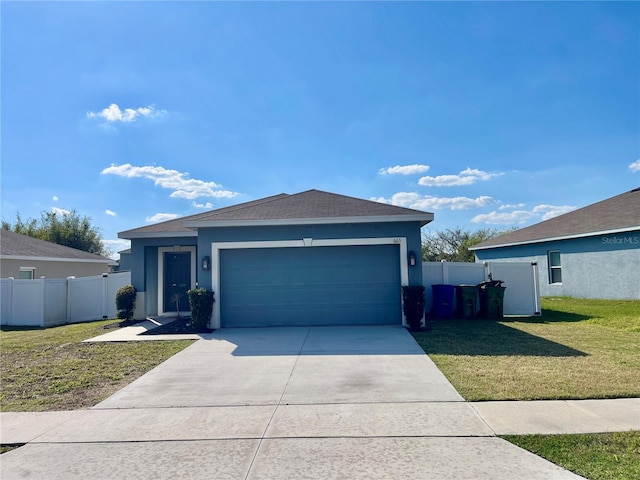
[0,229,112,262]
[120,189,433,238]
[472,187,640,250]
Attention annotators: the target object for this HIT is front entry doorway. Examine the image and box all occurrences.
[163,252,191,314]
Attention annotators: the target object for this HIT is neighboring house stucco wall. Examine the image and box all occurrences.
[1,259,110,279]
[474,231,640,299]
[116,251,132,272]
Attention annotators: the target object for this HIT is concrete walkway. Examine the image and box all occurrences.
[1,326,636,479]
[3,398,637,445]
[472,398,640,435]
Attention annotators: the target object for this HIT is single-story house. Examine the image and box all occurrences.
[0,230,114,279]
[471,187,640,300]
[119,189,433,327]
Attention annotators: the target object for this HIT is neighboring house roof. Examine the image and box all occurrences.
[472,187,640,250]
[0,230,113,263]
[120,189,434,239]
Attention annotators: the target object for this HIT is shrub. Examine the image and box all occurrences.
[402,285,425,330]
[187,288,215,332]
[115,285,137,321]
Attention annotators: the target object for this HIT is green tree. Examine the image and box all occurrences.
[421,227,513,263]
[2,210,109,256]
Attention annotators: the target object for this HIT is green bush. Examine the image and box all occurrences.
[187,288,215,332]
[115,285,137,321]
[402,285,425,330]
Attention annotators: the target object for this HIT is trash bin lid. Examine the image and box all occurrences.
[477,280,504,288]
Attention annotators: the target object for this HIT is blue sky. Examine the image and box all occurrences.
[2,1,638,258]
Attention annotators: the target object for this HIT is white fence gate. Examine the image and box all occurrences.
[422,261,541,317]
[0,272,131,327]
[485,262,541,316]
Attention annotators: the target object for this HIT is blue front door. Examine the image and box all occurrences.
[163,252,191,313]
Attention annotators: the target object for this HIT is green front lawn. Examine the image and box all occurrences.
[0,320,194,412]
[414,297,640,479]
[413,297,640,401]
[505,431,640,480]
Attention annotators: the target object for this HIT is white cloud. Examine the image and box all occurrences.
[102,239,131,260]
[378,164,430,175]
[418,174,476,187]
[192,201,214,209]
[105,209,117,217]
[472,204,576,225]
[52,196,59,202]
[418,167,502,187]
[459,168,498,180]
[499,203,526,210]
[87,103,166,123]
[472,210,535,225]
[51,206,71,215]
[629,159,640,172]
[373,192,495,211]
[101,163,239,200]
[533,204,577,220]
[146,213,179,223]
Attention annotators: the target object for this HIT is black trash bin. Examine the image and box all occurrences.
[478,280,506,319]
[431,284,456,318]
[456,285,479,319]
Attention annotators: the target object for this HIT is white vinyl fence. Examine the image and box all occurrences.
[422,261,541,317]
[1,272,131,327]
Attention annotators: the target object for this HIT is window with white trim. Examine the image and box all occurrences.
[547,251,562,284]
[19,267,35,279]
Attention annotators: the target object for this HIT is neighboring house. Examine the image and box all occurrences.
[0,230,113,279]
[471,188,640,300]
[112,248,132,272]
[119,189,433,327]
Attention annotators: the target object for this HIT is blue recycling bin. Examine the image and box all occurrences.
[431,284,456,318]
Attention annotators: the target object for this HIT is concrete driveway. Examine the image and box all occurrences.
[1,326,583,479]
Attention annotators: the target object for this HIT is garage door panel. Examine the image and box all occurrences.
[220,245,401,327]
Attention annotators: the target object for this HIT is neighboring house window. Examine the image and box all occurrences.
[19,267,35,279]
[548,251,562,284]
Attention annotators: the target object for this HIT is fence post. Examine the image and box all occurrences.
[5,278,14,326]
[531,262,541,316]
[38,277,46,327]
[441,260,449,284]
[66,277,75,324]
[102,273,109,319]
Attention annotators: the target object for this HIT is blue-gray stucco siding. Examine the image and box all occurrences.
[127,221,424,318]
[196,221,424,290]
[474,231,640,300]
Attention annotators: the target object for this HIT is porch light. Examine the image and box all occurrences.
[202,256,210,271]
[408,251,417,267]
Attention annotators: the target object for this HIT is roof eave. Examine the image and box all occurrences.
[470,225,640,251]
[0,255,114,264]
[118,231,198,240]
[183,214,435,229]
